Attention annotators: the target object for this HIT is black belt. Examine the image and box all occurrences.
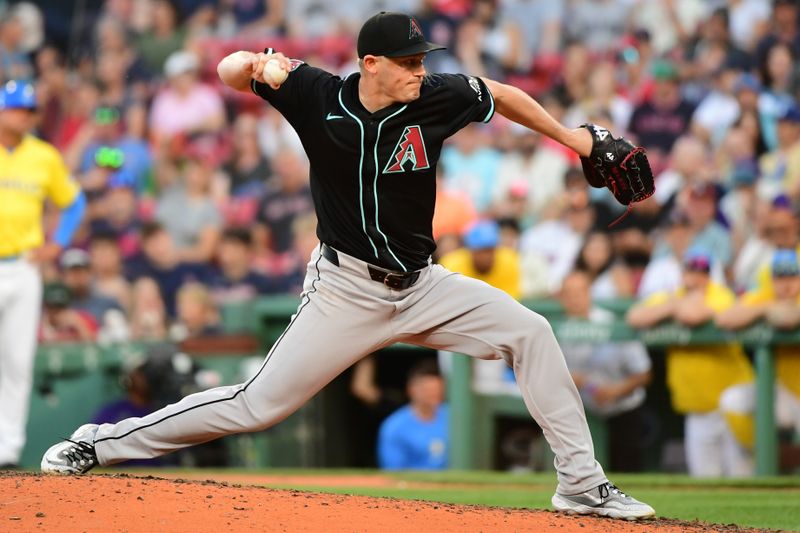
[321,243,421,290]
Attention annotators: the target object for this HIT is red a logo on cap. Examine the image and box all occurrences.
[384,126,430,173]
[409,18,423,39]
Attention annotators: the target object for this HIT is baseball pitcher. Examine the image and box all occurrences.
[42,12,654,520]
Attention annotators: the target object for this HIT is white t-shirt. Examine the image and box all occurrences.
[692,91,740,148]
[629,0,708,54]
[561,308,651,417]
[728,0,771,51]
[637,254,683,298]
[492,145,570,216]
[519,219,582,293]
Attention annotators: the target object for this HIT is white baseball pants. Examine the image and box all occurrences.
[94,244,606,494]
[720,382,800,432]
[0,259,42,465]
[684,411,753,477]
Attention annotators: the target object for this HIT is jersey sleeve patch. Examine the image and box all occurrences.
[440,74,496,131]
[467,76,483,102]
[250,60,307,99]
[466,75,496,122]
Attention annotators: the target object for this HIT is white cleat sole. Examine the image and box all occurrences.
[551,493,656,521]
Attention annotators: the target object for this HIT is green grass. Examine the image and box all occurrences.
[265,471,800,531]
[124,469,800,531]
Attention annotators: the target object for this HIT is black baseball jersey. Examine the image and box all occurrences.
[251,63,495,271]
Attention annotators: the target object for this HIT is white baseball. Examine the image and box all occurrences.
[264,58,288,85]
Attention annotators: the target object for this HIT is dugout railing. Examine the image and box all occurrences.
[252,295,794,476]
[447,305,792,477]
[25,296,796,475]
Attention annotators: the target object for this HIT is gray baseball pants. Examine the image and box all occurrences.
[94,244,606,494]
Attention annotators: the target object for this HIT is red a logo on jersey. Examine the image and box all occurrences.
[383,126,430,174]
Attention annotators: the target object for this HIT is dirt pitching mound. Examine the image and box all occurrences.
[0,472,751,532]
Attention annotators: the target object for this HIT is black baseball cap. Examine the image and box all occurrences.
[357,12,446,58]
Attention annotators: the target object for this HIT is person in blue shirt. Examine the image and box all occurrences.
[125,222,210,317]
[78,106,153,195]
[377,360,449,470]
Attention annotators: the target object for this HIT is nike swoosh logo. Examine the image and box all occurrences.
[326,113,344,121]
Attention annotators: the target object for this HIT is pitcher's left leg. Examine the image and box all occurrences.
[397,268,603,492]
[397,268,654,519]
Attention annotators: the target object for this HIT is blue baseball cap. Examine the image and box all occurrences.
[463,220,500,250]
[779,105,800,123]
[771,249,800,277]
[729,160,759,187]
[0,80,37,110]
[734,73,762,94]
[683,247,712,272]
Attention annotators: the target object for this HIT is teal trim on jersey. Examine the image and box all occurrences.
[482,85,495,123]
[338,81,379,259]
[374,106,409,271]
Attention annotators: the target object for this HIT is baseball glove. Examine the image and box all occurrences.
[578,123,655,217]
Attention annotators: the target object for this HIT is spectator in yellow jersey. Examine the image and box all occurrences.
[627,248,754,477]
[749,197,800,295]
[716,249,800,462]
[0,80,85,468]
[438,219,522,395]
[439,219,521,299]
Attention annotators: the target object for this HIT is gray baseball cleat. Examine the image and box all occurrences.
[41,423,99,475]
[551,481,655,520]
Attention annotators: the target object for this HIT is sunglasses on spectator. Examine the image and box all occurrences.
[764,225,794,237]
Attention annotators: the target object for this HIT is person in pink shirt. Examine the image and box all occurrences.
[149,50,226,148]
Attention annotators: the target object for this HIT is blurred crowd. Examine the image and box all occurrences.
[3,0,800,348]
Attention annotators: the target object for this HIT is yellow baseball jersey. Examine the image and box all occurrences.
[740,290,800,397]
[753,245,800,295]
[759,143,800,194]
[0,134,79,256]
[645,282,754,414]
[439,247,522,299]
